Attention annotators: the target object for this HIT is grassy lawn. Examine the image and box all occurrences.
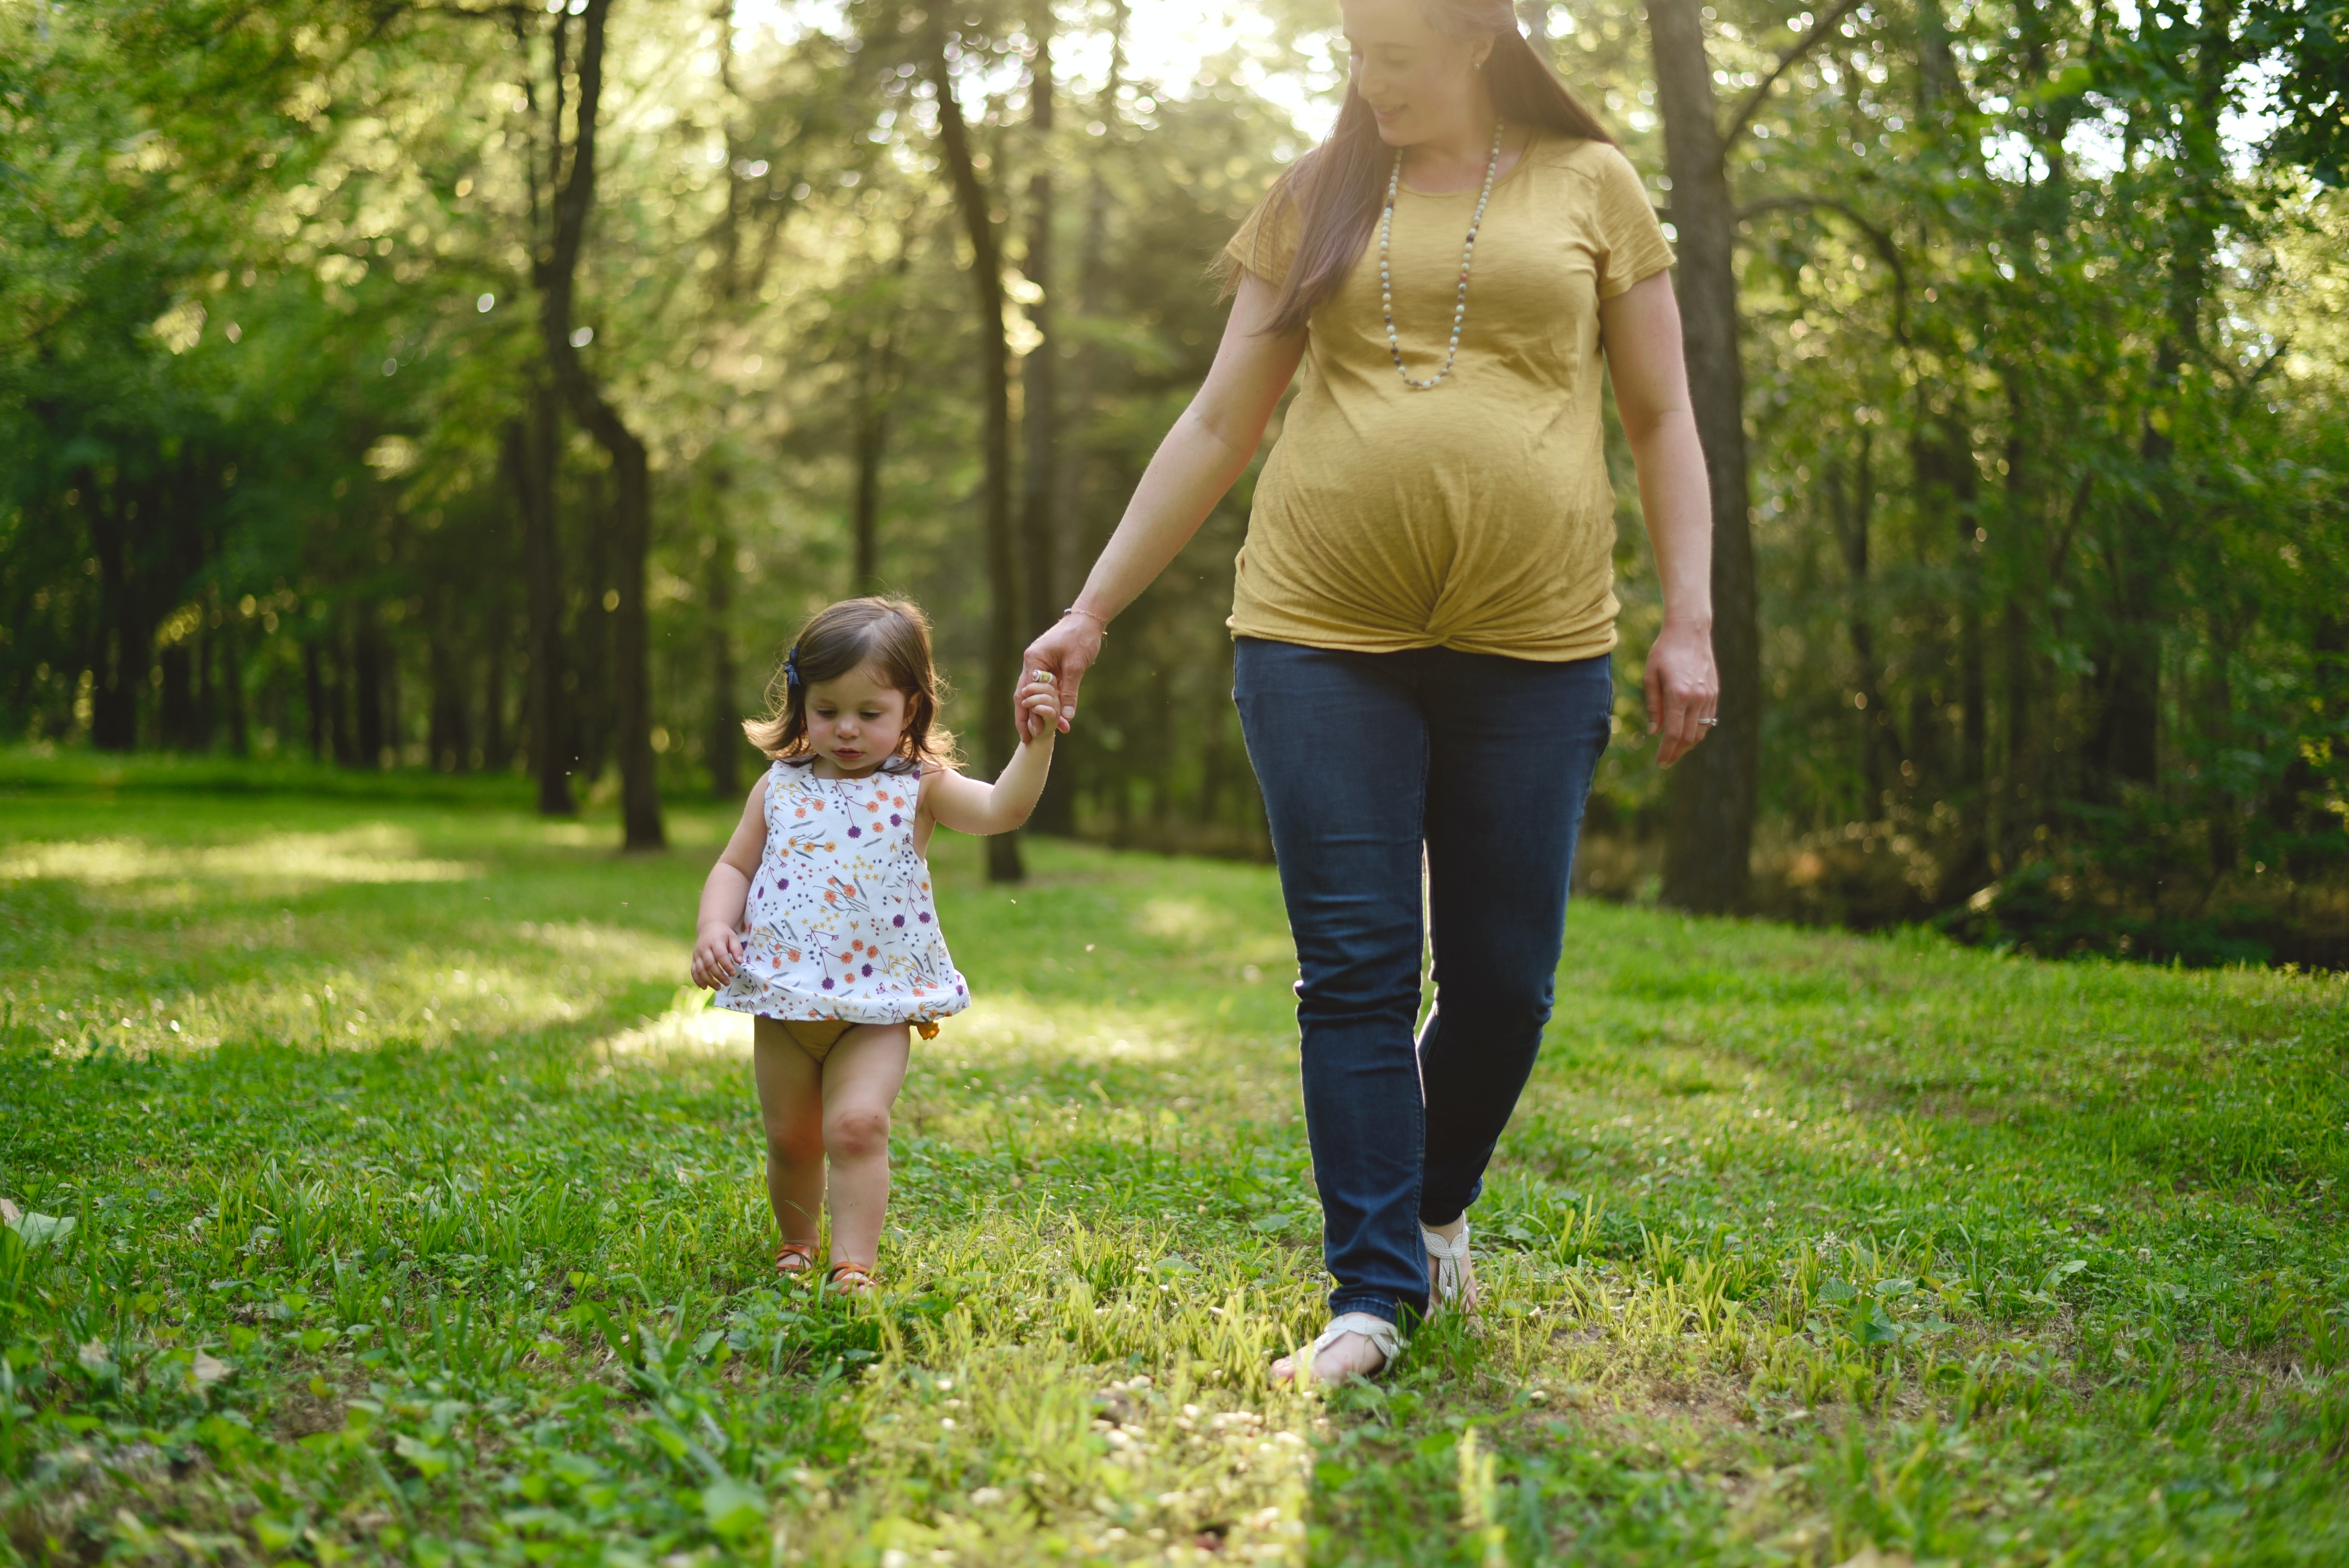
[4,752,2347,1566]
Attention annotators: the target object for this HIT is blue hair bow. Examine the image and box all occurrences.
[784,647,803,691]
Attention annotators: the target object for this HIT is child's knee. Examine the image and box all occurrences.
[766,1121,824,1169]
[825,1106,891,1160]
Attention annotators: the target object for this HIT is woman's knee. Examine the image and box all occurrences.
[824,1106,891,1161]
[1427,977,1555,1045]
[1293,921,1424,1026]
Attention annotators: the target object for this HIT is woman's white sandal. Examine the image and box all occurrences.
[1423,1221,1478,1312]
[1274,1311,1400,1386]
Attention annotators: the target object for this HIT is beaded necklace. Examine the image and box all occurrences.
[1378,119,1506,391]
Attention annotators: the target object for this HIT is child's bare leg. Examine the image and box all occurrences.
[751,1019,827,1247]
[817,1024,913,1267]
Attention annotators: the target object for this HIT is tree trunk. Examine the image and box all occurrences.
[159,643,197,750]
[87,488,141,752]
[430,597,471,770]
[576,478,613,781]
[704,517,743,797]
[1019,20,1058,646]
[1649,0,1758,913]
[327,627,356,765]
[304,638,327,762]
[1043,0,1126,837]
[222,618,249,757]
[353,604,385,768]
[483,616,510,770]
[930,9,1023,883]
[1926,418,1989,888]
[1021,14,1075,837]
[537,0,662,849]
[850,214,918,597]
[851,383,888,595]
[508,389,574,813]
[1997,390,2034,865]
[1835,428,1887,813]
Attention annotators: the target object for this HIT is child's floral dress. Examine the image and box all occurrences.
[713,759,970,1030]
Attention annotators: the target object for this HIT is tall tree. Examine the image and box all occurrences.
[1649,0,1757,912]
[927,5,1023,882]
[1019,7,1059,652]
[533,0,663,848]
[849,205,921,596]
[506,383,574,814]
[1650,0,1861,912]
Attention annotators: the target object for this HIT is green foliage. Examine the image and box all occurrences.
[2,763,2347,1561]
[4,0,2348,950]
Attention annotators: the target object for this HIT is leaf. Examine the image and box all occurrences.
[700,1477,767,1537]
[2038,1258,2089,1293]
[1874,1277,1916,1299]
[392,1432,453,1479]
[1817,1279,1859,1304]
[191,1351,232,1388]
[1249,1212,1298,1233]
[8,1211,75,1249]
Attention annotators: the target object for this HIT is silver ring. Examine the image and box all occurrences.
[1699,717,1720,726]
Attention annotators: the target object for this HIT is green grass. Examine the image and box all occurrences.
[3,750,2347,1566]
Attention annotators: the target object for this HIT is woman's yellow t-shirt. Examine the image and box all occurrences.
[1223,134,1674,662]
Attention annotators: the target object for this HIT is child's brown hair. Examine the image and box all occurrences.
[743,597,957,771]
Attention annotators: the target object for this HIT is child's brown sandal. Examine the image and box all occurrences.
[825,1261,878,1296]
[774,1241,818,1278]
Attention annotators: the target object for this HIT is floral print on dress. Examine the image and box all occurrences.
[713,761,971,1027]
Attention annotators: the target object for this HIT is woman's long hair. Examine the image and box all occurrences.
[743,597,958,772]
[1233,0,1614,336]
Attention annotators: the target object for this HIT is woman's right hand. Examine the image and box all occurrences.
[1018,611,1108,741]
[690,922,744,989]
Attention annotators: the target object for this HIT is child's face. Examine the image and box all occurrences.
[803,660,911,774]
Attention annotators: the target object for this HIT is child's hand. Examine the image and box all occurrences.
[1017,670,1061,745]
[690,922,745,989]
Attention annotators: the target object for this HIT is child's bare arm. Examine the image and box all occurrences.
[924,678,1061,837]
[690,777,769,988]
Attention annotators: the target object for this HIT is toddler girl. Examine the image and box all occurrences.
[690,597,1061,1292]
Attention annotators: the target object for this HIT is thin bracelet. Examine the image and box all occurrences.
[1062,605,1109,638]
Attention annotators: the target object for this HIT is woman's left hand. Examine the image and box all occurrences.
[1644,618,1718,767]
[1018,613,1106,741]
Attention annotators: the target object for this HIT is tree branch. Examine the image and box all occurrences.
[2046,469,2094,586]
[1722,0,1868,150]
[1736,193,1909,345]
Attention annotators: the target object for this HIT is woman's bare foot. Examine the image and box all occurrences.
[1269,1313,1398,1385]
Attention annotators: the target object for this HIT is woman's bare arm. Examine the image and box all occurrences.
[1016,271,1307,740]
[1600,270,1719,767]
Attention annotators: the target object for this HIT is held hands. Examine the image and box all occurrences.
[1017,611,1108,742]
[689,922,744,990]
[1644,618,1720,767]
[1016,668,1064,745]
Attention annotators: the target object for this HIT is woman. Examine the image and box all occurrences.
[1020,0,1718,1383]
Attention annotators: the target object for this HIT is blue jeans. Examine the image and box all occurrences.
[1232,636,1614,1323]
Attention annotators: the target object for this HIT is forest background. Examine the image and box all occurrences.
[4,0,2347,964]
